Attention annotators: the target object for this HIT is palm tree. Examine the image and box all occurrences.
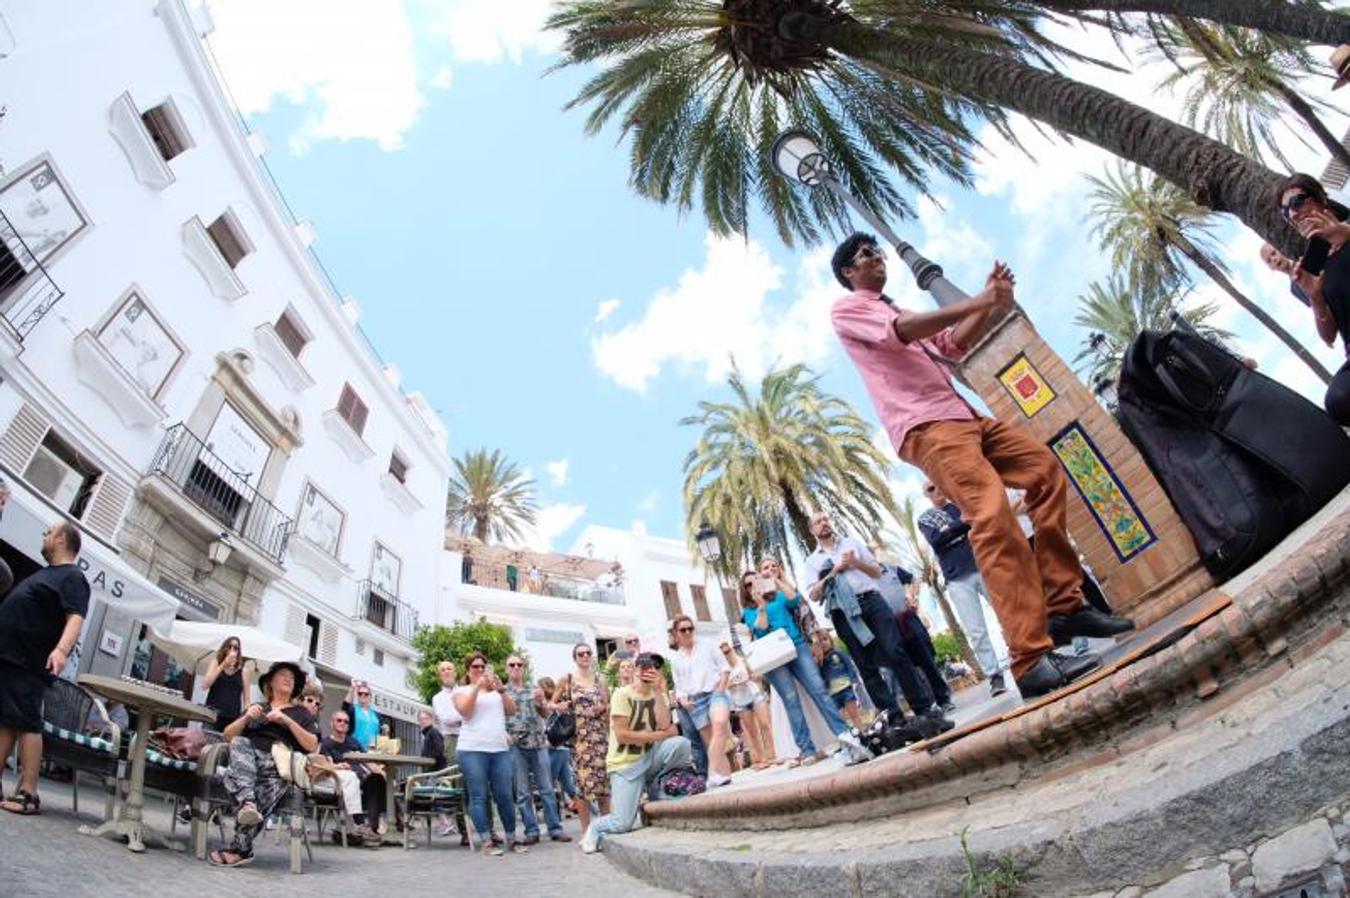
[1086,161,1333,382]
[893,495,981,674]
[548,1,1302,254]
[1035,0,1350,47]
[1149,18,1350,171]
[1072,274,1230,383]
[445,448,539,544]
[681,362,899,576]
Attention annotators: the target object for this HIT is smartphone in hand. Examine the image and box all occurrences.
[757,577,777,597]
[1301,236,1331,276]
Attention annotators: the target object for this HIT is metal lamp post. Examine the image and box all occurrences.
[695,521,742,650]
[770,129,969,307]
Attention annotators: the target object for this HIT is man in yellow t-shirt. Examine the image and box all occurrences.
[580,652,691,853]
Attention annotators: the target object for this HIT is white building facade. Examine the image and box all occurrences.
[440,523,737,680]
[0,0,450,736]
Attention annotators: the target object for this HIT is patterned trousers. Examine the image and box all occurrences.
[220,736,290,857]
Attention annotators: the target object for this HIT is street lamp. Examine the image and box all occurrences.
[695,521,743,651]
[770,128,969,307]
[1087,332,1119,411]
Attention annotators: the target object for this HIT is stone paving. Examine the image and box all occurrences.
[0,777,680,897]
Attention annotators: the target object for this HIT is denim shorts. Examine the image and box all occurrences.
[829,686,857,710]
[686,690,730,730]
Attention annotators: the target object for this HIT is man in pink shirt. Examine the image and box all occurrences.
[828,232,1134,698]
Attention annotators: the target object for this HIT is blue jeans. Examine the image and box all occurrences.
[592,737,691,846]
[675,704,708,775]
[548,747,576,799]
[832,592,934,716]
[457,749,516,840]
[762,642,849,756]
[512,745,563,837]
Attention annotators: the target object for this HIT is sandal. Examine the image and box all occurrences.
[0,789,40,815]
[208,849,254,867]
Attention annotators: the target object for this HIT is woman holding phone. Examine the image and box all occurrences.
[740,558,858,765]
[1279,173,1350,425]
[204,635,249,732]
[453,652,525,857]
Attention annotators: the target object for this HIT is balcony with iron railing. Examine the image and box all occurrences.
[147,424,293,566]
[0,208,65,343]
[355,580,419,643]
[466,561,625,606]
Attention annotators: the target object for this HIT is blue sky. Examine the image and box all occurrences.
[205,0,1350,554]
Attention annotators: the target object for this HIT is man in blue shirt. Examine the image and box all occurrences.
[918,483,1009,697]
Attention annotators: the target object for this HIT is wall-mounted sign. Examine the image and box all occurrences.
[1049,422,1156,562]
[524,627,586,645]
[157,576,222,621]
[204,403,269,484]
[997,353,1056,418]
[99,630,124,658]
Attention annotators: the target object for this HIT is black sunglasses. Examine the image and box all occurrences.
[506,662,524,668]
[1281,191,1314,221]
[851,244,885,264]
[676,625,695,633]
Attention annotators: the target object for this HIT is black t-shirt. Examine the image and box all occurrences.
[1319,247,1350,350]
[419,726,446,770]
[318,733,369,777]
[243,703,318,753]
[0,564,90,672]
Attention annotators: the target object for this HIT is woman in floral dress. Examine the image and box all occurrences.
[552,643,610,833]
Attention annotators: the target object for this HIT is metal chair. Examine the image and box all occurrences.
[192,742,312,873]
[401,765,471,849]
[39,678,121,820]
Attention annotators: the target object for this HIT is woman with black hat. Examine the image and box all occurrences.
[209,660,319,868]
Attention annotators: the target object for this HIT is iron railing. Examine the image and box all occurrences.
[465,562,625,605]
[355,580,418,642]
[149,424,293,565]
[0,208,64,339]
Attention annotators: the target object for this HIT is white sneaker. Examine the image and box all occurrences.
[706,772,732,788]
[834,731,871,766]
[579,823,601,854]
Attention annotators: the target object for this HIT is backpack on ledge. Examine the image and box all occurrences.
[1115,329,1350,580]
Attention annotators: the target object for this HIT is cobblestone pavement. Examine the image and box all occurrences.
[0,777,680,897]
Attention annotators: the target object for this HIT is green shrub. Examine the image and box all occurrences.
[407,619,526,702]
[930,631,962,664]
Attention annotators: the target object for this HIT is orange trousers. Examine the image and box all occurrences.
[900,417,1084,678]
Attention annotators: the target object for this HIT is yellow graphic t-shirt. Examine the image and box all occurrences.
[605,685,658,773]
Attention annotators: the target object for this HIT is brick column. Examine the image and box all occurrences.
[958,312,1213,626]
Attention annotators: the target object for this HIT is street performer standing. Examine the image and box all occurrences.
[828,233,1134,698]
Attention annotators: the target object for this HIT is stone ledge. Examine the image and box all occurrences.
[646,497,1350,831]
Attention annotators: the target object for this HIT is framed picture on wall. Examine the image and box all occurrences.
[371,542,401,597]
[296,482,344,557]
[95,290,186,398]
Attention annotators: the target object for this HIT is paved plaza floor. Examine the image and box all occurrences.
[0,776,680,897]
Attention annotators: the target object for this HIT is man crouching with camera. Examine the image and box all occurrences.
[579,652,690,854]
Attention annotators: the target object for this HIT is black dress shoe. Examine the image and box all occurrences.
[988,672,1007,697]
[918,707,956,735]
[1048,607,1136,646]
[1015,651,1101,699]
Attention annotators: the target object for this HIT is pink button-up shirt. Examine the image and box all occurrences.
[831,289,976,453]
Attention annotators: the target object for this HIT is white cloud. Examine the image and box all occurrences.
[508,502,586,551]
[206,0,424,152]
[637,490,661,515]
[430,66,454,90]
[545,458,570,487]
[590,234,839,393]
[425,0,561,64]
[594,299,621,324]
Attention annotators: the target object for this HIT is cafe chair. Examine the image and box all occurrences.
[401,765,471,850]
[39,678,122,821]
[193,742,314,873]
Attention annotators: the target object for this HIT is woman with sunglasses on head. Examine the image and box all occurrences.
[719,641,777,770]
[669,615,734,788]
[453,652,526,857]
[204,636,249,733]
[552,643,611,834]
[1278,173,1350,425]
[740,558,860,766]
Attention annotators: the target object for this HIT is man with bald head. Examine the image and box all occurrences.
[0,520,90,815]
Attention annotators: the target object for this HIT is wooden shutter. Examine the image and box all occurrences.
[83,473,132,541]
[319,619,339,665]
[0,403,50,472]
[206,215,248,268]
[660,580,682,621]
[722,587,740,627]
[274,312,307,357]
[337,384,368,436]
[690,584,711,622]
[284,602,307,647]
[141,104,188,161]
[388,453,408,483]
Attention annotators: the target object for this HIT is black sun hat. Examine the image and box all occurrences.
[259,660,307,697]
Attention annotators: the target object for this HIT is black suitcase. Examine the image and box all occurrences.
[1116,330,1350,580]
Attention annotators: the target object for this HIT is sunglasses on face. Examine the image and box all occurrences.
[506,662,523,668]
[357,691,371,697]
[1281,192,1314,221]
[469,663,486,670]
[676,625,695,633]
[574,651,592,658]
[625,639,639,645]
[851,245,885,265]
[333,718,349,726]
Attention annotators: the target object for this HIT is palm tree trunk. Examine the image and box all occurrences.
[1037,0,1350,46]
[786,16,1303,256]
[473,516,489,543]
[930,579,982,675]
[780,483,814,554]
[1173,233,1334,383]
[1269,79,1350,172]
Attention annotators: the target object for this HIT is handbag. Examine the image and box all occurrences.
[743,628,796,674]
[149,726,208,762]
[545,677,576,747]
[270,742,311,789]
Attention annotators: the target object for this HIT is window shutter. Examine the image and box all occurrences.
[690,584,711,622]
[274,312,307,358]
[349,396,368,436]
[284,603,307,647]
[722,587,741,627]
[0,403,50,472]
[319,619,338,665]
[660,580,682,621]
[83,472,132,541]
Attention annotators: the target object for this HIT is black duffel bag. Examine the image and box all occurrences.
[1116,329,1350,580]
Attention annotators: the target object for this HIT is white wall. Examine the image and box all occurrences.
[0,0,450,706]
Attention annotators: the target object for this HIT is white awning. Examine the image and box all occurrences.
[0,481,179,635]
[149,619,306,671]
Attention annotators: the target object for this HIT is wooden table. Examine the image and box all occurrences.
[77,674,215,852]
[341,752,433,846]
